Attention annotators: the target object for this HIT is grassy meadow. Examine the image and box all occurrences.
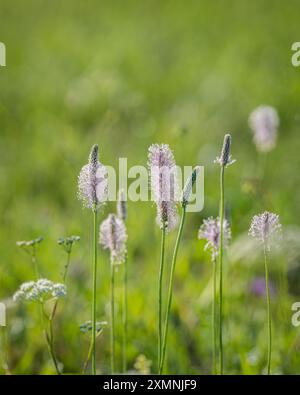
[0,0,300,374]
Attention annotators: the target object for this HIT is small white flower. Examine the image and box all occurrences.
[78,144,108,210]
[198,217,231,259]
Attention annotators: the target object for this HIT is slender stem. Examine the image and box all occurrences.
[83,332,94,374]
[110,262,115,374]
[92,209,98,375]
[212,256,217,374]
[63,251,71,283]
[218,165,225,375]
[158,223,166,373]
[159,208,186,374]
[31,245,39,280]
[263,244,272,375]
[122,252,128,372]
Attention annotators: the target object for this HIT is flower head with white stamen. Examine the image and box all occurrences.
[78,144,108,211]
[249,211,281,250]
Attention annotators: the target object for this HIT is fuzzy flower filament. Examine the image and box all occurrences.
[148,144,179,232]
[198,217,231,260]
[249,106,279,152]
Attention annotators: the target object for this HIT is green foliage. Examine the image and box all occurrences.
[0,0,300,374]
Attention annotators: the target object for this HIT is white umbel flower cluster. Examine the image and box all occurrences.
[13,279,67,303]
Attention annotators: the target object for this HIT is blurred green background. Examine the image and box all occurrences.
[1,0,300,374]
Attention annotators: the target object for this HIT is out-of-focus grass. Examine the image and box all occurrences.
[0,0,300,374]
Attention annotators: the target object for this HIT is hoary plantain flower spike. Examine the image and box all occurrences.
[214,133,235,167]
[99,214,127,264]
[182,166,201,208]
[148,144,179,232]
[78,144,107,211]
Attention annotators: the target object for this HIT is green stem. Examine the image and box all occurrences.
[263,244,272,375]
[122,253,128,372]
[110,262,115,374]
[92,209,98,375]
[212,256,217,374]
[218,165,225,375]
[159,208,186,374]
[158,223,166,373]
[39,304,60,374]
[31,245,39,280]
